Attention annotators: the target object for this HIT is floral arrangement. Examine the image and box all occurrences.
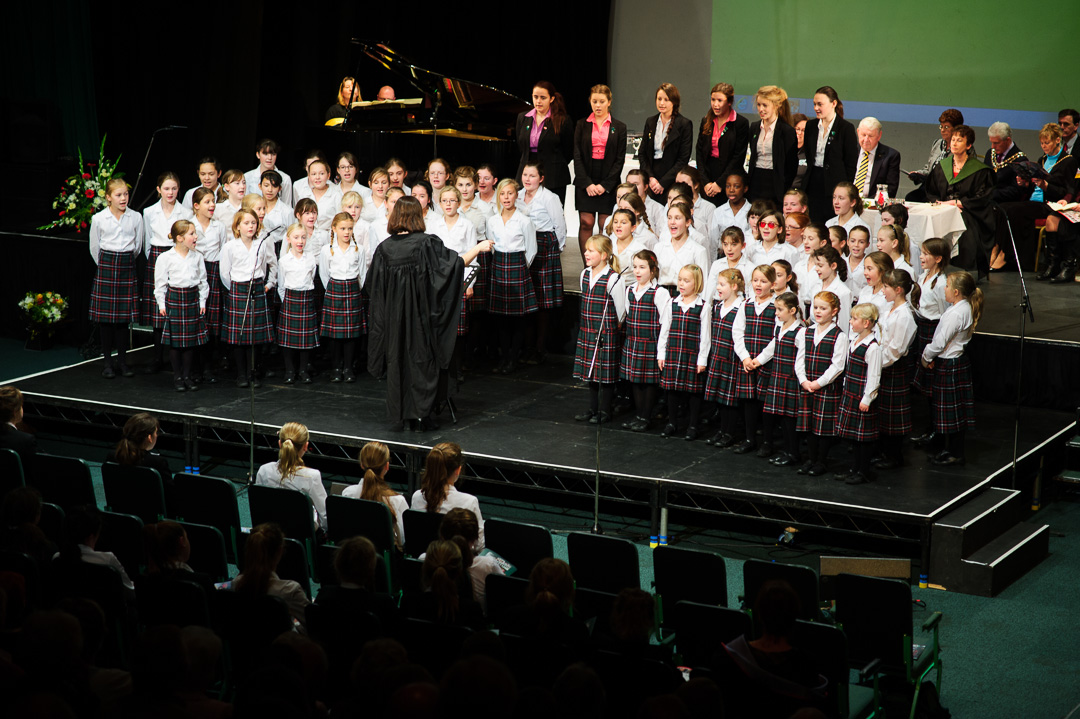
[38,135,123,233]
[19,292,69,339]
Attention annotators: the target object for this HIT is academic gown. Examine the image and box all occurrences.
[925,156,996,270]
[365,231,464,423]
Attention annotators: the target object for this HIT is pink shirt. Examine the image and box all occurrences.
[526,109,547,152]
[711,108,737,158]
[588,113,611,160]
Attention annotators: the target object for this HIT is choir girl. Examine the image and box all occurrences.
[656,201,708,291]
[731,264,778,453]
[572,235,626,424]
[89,178,143,379]
[811,246,852,331]
[609,209,648,285]
[486,178,538,374]
[859,251,894,318]
[476,164,498,209]
[367,187,406,267]
[190,187,226,379]
[640,83,694,201]
[425,158,451,211]
[626,168,668,230]
[341,190,370,249]
[255,421,327,532]
[621,250,671,432]
[825,182,869,234]
[748,85,798,205]
[154,219,208,392]
[516,81,573,204]
[880,203,908,231]
[335,151,369,201]
[782,189,809,216]
[291,198,329,260]
[749,209,800,266]
[771,259,799,297]
[802,87,859,223]
[453,166,493,240]
[293,150,328,200]
[836,303,881,484]
[920,271,981,466]
[219,208,277,388]
[784,211,809,249]
[181,156,221,209]
[454,167,494,339]
[875,270,919,470]
[658,264,711,440]
[675,166,717,251]
[613,191,658,249]
[697,82,750,208]
[703,268,745,447]
[215,169,246,229]
[411,180,437,226]
[761,291,804,465]
[794,221,828,305]
[845,226,871,295]
[361,167,391,224]
[518,161,567,363]
[260,170,294,252]
[876,224,916,280]
[573,84,628,256]
[713,172,751,238]
[319,212,366,383]
[385,157,411,196]
[142,172,192,372]
[912,238,950,428]
[244,139,293,206]
[795,291,847,476]
[277,223,319,384]
[829,225,848,257]
[706,227,755,295]
[296,159,342,232]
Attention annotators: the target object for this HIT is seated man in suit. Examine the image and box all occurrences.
[985,122,1027,203]
[1059,108,1079,155]
[854,117,900,202]
[0,386,36,474]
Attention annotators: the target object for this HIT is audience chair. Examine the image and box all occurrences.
[652,545,728,628]
[792,618,882,719]
[30,453,96,508]
[0,448,25,499]
[177,521,230,583]
[101,463,166,524]
[402,509,444,558]
[484,517,553,577]
[0,549,40,617]
[398,617,474,678]
[38,502,65,546]
[211,591,293,690]
[97,509,145,580]
[170,473,243,561]
[670,600,753,669]
[485,573,529,624]
[588,649,682,717]
[52,559,135,668]
[247,483,317,572]
[135,575,211,628]
[326,496,396,589]
[235,532,311,596]
[566,531,640,593]
[742,558,822,626]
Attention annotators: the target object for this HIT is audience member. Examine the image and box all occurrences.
[233,522,310,626]
[907,108,963,202]
[0,386,36,474]
[854,116,901,200]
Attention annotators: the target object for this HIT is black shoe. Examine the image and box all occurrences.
[705,431,723,446]
[1036,259,1060,281]
[250,376,262,389]
[101,364,116,379]
[771,452,798,467]
[806,463,828,477]
[456,371,465,383]
[146,360,163,375]
[202,370,218,384]
[119,364,135,378]
[845,472,871,485]
[184,378,199,392]
[174,379,186,392]
[756,442,775,458]
[263,368,277,378]
[284,374,295,385]
[684,426,700,441]
[911,431,937,447]
[797,460,815,475]
[330,369,343,383]
[418,415,440,431]
[524,351,545,365]
[622,417,640,430]
[872,457,900,470]
[236,377,250,388]
[612,399,633,415]
[343,370,356,383]
[589,411,611,425]
[1050,261,1077,284]
[299,371,313,384]
[660,424,677,438]
[732,440,755,454]
[575,409,596,422]
[930,452,965,466]
[714,433,736,449]
[630,418,651,432]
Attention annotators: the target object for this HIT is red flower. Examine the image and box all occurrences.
[85,189,95,199]
[80,221,87,228]
[59,210,65,217]
[82,173,91,180]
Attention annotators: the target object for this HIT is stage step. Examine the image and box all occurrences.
[929,488,1049,596]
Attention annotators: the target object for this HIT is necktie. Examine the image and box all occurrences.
[855,152,870,194]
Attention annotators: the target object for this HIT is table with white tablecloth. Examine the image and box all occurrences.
[859,203,967,261]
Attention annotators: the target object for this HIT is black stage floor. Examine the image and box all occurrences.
[976,271,1080,343]
[8,346,1073,529]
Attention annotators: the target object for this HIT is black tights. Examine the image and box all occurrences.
[668,391,703,430]
[720,405,740,437]
[806,434,837,464]
[169,348,195,380]
[589,382,615,415]
[765,414,799,456]
[99,323,130,367]
[943,430,966,459]
[531,309,554,355]
[499,316,525,363]
[880,434,905,464]
[282,348,311,376]
[742,399,763,443]
[853,440,877,475]
[233,346,254,379]
[631,383,661,421]
[331,338,356,372]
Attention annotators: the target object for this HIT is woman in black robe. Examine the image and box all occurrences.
[365,197,464,430]
[924,124,996,276]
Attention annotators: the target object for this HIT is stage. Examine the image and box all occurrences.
[8,343,1073,575]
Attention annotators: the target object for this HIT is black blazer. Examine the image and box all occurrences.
[801,116,859,192]
[865,142,902,199]
[639,113,694,192]
[0,424,36,475]
[695,114,751,186]
[1034,151,1078,203]
[515,112,574,189]
[572,116,628,192]
[983,144,1027,203]
[747,120,799,200]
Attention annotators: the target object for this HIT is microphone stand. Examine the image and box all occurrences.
[587,289,612,535]
[131,125,188,210]
[237,230,272,487]
[993,201,1034,491]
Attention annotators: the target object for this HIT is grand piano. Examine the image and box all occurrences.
[322,41,530,183]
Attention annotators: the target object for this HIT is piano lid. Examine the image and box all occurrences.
[338,41,530,140]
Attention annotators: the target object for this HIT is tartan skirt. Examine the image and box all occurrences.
[161,286,209,348]
[457,290,470,337]
[732,363,770,401]
[704,352,740,405]
[468,251,491,311]
[932,355,975,433]
[488,251,538,316]
[878,358,913,435]
[912,315,939,395]
[837,384,879,442]
[573,324,620,384]
[204,260,224,336]
[222,279,273,346]
[621,335,660,384]
[796,382,842,435]
[278,289,320,349]
[530,230,564,310]
[141,245,168,327]
[89,250,139,324]
[320,278,365,339]
[763,367,800,417]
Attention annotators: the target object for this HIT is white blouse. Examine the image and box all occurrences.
[655,236,709,286]
[627,282,673,359]
[657,295,712,367]
[732,295,777,362]
[578,266,627,322]
[143,201,192,253]
[517,187,567,249]
[296,183,344,232]
[613,236,648,285]
[922,299,973,362]
[277,251,317,299]
[848,332,882,405]
[917,270,948,321]
[794,322,847,386]
[880,301,916,368]
[706,256,756,299]
[255,463,328,531]
[410,485,485,549]
[487,210,538,266]
[318,240,366,286]
[154,248,208,311]
[748,239,800,267]
[263,199,295,249]
[89,207,143,261]
[219,237,277,290]
[342,479,409,548]
[245,166,293,205]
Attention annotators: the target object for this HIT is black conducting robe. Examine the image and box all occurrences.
[925,156,996,270]
[365,231,464,422]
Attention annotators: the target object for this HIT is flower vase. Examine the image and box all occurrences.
[25,329,54,351]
